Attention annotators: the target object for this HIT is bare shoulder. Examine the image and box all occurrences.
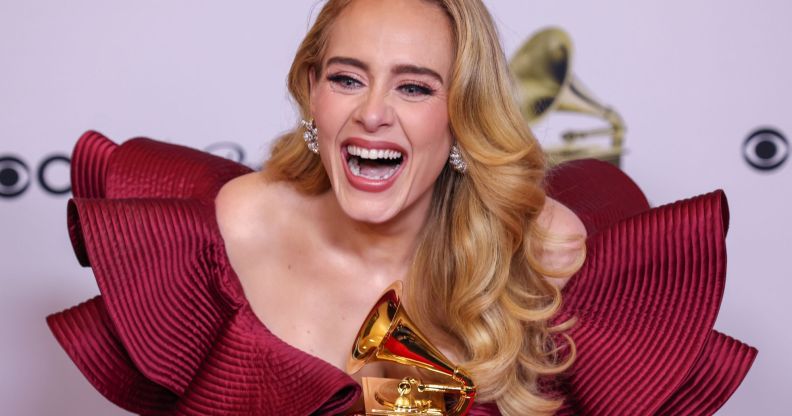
[214,171,304,263]
[536,197,587,239]
[535,197,588,288]
[217,171,278,235]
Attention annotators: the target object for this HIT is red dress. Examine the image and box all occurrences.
[47,131,757,415]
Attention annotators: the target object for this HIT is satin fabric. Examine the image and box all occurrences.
[48,131,756,415]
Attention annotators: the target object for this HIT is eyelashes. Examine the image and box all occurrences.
[327,74,362,89]
[326,74,436,97]
[398,83,434,96]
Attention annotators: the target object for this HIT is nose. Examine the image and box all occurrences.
[354,88,394,132]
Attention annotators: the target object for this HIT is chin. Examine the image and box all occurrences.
[335,190,408,225]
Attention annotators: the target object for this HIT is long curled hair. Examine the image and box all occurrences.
[265,0,585,414]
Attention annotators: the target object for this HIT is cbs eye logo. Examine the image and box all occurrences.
[0,154,71,198]
[743,128,788,172]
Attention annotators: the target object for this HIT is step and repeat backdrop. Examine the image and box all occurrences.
[1,0,789,414]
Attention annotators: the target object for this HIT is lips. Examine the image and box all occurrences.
[340,138,407,192]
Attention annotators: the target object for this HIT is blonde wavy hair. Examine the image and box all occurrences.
[265,0,585,414]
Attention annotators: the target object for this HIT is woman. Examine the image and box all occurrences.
[48,0,756,415]
[224,0,585,413]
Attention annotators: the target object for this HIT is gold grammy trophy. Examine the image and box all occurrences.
[347,281,476,415]
[510,27,626,167]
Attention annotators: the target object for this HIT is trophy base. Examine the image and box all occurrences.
[361,377,446,415]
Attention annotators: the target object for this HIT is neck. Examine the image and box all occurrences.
[314,191,432,282]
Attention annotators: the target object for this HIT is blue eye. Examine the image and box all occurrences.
[399,83,434,97]
[327,74,363,89]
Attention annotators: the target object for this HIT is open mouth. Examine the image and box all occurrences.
[345,144,404,181]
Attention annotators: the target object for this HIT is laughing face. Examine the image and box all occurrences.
[309,0,454,225]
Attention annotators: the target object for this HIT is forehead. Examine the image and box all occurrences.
[324,0,454,76]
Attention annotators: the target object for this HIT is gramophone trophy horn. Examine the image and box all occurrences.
[347,281,476,415]
[510,27,626,166]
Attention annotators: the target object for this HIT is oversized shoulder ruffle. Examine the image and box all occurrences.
[546,160,757,415]
[48,132,756,416]
[47,131,361,415]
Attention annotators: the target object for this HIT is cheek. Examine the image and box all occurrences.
[312,89,348,180]
[313,88,349,146]
[403,103,452,161]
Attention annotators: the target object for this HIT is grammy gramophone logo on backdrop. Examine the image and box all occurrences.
[511,27,788,175]
[0,141,254,199]
[510,27,625,167]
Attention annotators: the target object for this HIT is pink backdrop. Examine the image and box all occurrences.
[1,0,789,414]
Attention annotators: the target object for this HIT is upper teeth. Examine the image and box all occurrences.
[347,145,402,160]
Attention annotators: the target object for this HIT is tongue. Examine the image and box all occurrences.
[359,159,393,178]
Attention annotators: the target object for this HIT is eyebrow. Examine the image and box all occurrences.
[392,64,444,85]
[325,56,444,85]
[326,56,368,71]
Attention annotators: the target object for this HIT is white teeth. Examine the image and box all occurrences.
[345,144,404,181]
[346,145,403,160]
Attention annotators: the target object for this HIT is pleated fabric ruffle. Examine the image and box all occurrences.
[547,160,756,415]
[47,132,756,415]
[48,131,361,415]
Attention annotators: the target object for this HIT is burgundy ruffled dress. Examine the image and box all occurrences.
[47,132,757,415]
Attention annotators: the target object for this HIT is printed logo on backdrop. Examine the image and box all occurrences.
[0,155,31,197]
[0,154,70,198]
[1,141,253,199]
[205,142,247,164]
[743,128,788,172]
